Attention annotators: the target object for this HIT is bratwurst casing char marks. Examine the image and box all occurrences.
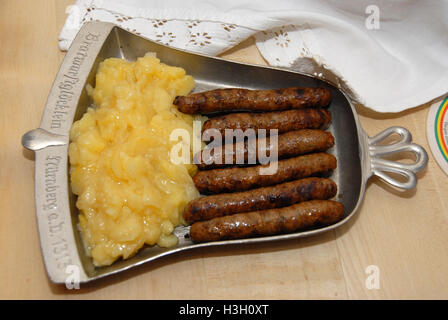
[193,152,337,194]
[201,109,332,140]
[173,87,331,114]
[184,177,337,223]
[196,129,335,170]
[189,200,344,243]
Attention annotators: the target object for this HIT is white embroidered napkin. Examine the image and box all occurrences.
[59,0,448,113]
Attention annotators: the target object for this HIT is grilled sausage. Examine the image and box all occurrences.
[193,152,337,194]
[201,109,331,140]
[184,177,337,223]
[189,200,344,243]
[174,87,331,114]
[196,129,334,170]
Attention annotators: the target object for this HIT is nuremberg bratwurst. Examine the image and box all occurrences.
[201,109,331,140]
[193,152,337,194]
[184,177,338,223]
[196,129,334,170]
[189,200,344,243]
[174,87,331,114]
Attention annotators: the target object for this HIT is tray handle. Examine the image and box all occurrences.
[368,126,428,189]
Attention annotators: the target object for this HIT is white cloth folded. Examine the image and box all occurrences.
[59,0,448,113]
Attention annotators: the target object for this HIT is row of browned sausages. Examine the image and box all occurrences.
[174,87,345,243]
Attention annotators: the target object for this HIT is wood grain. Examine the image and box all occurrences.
[1,0,448,299]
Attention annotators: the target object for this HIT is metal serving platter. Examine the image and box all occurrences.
[22,22,428,284]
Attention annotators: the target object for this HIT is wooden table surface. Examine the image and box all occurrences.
[2,0,448,300]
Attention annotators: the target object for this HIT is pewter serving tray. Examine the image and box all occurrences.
[22,22,428,284]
